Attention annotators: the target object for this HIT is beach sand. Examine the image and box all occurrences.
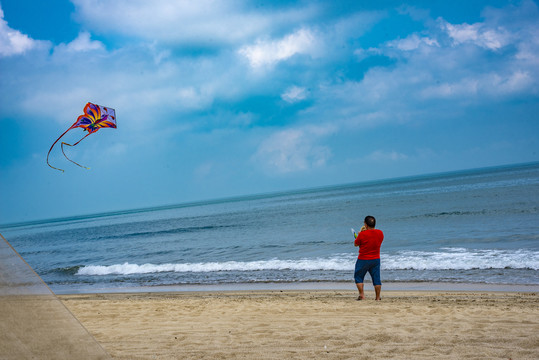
[60,290,539,360]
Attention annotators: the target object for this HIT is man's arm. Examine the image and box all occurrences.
[354,226,367,247]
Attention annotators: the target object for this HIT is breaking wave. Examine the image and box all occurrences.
[76,248,539,276]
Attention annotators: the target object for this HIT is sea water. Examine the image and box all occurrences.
[1,162,538,293]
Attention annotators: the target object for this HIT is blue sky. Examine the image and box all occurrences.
[1,0,538,224]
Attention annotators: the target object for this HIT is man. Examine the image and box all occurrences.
[354,215,384,300]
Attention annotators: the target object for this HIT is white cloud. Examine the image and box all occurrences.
[72,0,317,45]
[175,86,214,110]
[60,32,105,52]
[281,86,308,103]
[421,78,479,98]
[253,126,334,174]
[516,38,539,64]
[501,70,533,92]
[441,21,509,50]
[342,1,539,109]
[239,28,318,69]
[2,0,538,155]
[2,39,247,127]
[0,7,47,56]
[421,70,534,99]
[388,34,439,51]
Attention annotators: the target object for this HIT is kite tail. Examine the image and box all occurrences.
[47,126,75,172]
[61,132,92,170]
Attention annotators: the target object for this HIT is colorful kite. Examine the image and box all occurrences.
[47,102,117,172]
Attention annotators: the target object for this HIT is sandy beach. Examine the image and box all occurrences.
[60,289,539,360]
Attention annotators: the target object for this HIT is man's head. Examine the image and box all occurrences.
[364,215,376,229]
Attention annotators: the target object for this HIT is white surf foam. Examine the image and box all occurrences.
[383,248,539,270]
[76,256,352,275]
[76,248,539,276]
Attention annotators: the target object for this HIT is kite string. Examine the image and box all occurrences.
[61,132,92,170]
[46,126,75,172]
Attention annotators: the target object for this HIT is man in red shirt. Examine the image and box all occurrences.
[354,215,384,300]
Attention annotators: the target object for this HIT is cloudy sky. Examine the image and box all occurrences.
[1,0,538,224]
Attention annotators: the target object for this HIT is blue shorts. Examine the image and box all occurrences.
[354,258,381,286]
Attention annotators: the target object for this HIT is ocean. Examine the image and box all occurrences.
[1,162,538,294]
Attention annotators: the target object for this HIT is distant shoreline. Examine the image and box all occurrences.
[53,281,539,295]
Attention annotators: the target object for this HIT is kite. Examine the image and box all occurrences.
[46,102,117,172]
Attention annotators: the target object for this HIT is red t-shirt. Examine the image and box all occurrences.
[354,229,384,260]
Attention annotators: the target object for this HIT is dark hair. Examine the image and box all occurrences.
[364,215,376,228]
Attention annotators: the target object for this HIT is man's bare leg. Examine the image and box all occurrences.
[374,285,381,300]
[356,283,365,300]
